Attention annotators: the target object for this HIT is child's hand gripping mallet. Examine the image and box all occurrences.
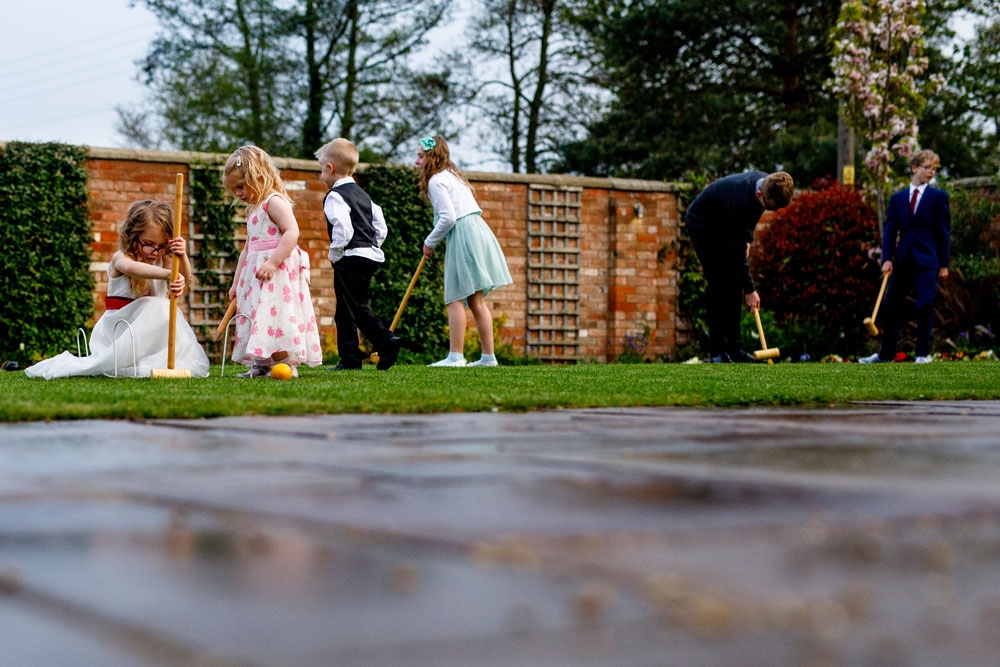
[752,307,781,361]
[151,173,193,379]
[864,270,891,336]
[370,255,426,364]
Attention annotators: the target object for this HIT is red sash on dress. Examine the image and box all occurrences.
[104,296,135,311]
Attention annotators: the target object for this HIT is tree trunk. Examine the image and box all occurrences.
[525,0,555,174]
[301,0,324,159]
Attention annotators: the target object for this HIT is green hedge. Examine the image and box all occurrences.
[0,142,93,363]
[358,165,449,360]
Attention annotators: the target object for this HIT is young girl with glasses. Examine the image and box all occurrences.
[26,200,210,378]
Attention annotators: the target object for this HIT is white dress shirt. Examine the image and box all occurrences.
[325,176,387,263]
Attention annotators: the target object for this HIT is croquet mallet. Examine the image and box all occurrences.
[370,255,427,364]
[151,173,193,379]
[212,300,238,342]
[863,270,891,336]
[752,307,781,361]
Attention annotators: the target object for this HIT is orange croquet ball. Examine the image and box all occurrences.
[270,362,293,380]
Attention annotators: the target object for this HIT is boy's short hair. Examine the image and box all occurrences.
[316,138,359,176]
[761,171,795,210]
[909,149,940,170]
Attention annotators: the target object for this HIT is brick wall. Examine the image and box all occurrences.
[83,147,685,362]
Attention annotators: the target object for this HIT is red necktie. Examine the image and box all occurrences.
[910,188,919,214]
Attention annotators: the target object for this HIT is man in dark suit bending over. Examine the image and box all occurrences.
[685,170,795,363]
[861,149,951,364]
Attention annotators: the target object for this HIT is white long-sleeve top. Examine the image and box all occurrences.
[423,169,482,248]
[324,176,387,263]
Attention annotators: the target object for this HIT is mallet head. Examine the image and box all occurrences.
[753,347,781,361]
[150,368,192,378]
[863,317,879,336]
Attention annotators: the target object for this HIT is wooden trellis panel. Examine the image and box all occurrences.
[526,184,581,362]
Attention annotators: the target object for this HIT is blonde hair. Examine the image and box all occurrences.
[119,200,173,297]
[316,138,359,176]
[910,149,940,170]
[222,145,291,207]
[761,171,795,210]
[417,135,472,199]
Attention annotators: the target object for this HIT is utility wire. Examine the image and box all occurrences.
[0,37,150,83]
[3,23,155,68]
[0,68,137,105]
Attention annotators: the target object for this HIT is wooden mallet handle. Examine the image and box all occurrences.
[167,173,183,369]
[212,300,238,342]
[389,255,427,332]
[753,307,769,351]
[871,270,890,321]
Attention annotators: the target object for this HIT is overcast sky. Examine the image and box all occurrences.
[1,2,159,149]
[0,1,981,171]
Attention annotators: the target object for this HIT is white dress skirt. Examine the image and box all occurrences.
[25,277,210,379]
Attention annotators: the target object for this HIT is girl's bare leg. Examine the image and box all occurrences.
[467,292,494,355]
[447,301,467,354]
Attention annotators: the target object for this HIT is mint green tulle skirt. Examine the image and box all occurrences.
[443,213,513,304]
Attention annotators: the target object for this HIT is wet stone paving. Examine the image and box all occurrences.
[3,401,1000,666]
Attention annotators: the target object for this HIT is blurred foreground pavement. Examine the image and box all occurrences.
[3,402,1000,666]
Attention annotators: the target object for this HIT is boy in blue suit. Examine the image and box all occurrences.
[861,150,951,364]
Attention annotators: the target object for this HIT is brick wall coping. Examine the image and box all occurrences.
[3,143,993,193]
[952,176,998,189]
[79,146,687,193]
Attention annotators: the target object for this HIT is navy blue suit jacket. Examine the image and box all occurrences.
[882,185,951,270]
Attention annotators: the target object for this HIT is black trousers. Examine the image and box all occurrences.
[332,256,394,367]
[690,231,745,358]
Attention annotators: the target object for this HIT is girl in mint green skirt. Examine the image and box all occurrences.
[417,135,513,367]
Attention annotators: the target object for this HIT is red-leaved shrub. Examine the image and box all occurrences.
[751,183,881,356]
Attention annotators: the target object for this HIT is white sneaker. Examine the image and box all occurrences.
[428,357,467,367]
[237,362,272,378]
[468,358,499,367]
[858,353,886,364]
[915,355,933,364]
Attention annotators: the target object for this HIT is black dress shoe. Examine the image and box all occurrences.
[708,352,733,363]
[328,362,361,371]
[376,336,401,371]
[728,349,755,363]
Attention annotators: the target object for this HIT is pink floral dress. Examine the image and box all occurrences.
[232,194,323,367]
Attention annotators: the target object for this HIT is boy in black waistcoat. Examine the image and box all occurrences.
[685,171,795,363]
[316,138,401,370]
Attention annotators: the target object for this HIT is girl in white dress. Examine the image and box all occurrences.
[223,145,323,377]
[26,200,210,379]
[417,135,513,367]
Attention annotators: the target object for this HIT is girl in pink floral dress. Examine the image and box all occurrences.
[223,145,323,377]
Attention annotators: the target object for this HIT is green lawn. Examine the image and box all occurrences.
[2,361,999,422]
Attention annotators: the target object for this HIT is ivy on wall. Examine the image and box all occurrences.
[0,142,93,363]
[186,164,240,362]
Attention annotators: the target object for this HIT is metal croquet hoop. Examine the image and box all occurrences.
[112,320,138,378]
[219,311,251,378]
[75,328,90,357]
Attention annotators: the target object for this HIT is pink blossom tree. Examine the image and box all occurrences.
[827,0,945,233]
